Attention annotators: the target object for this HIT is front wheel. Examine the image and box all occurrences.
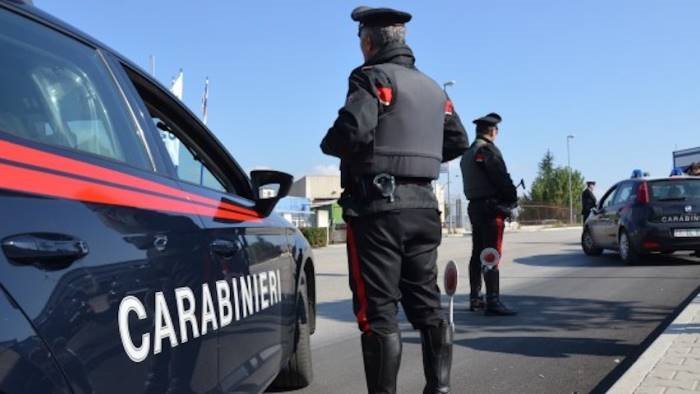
[619,230,642,265]
[270,271,313,390]
[582,228,603,256]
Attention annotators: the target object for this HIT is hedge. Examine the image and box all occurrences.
[300,227,328,248]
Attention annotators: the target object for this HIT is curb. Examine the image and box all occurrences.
[608,291,700,393]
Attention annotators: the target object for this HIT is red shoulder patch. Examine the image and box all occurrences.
[376,86,393,106]
[475,153,485,162]
[444,100,454,115]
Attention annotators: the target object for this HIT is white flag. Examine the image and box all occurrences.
[163,69,183,165]
[170,69,183,100]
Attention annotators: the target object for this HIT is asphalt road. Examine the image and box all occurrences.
[288,228,700,394]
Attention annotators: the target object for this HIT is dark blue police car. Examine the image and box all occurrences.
[582,172,700,264]
[0,1,316,392]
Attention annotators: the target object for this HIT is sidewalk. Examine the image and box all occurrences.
[610,291,700,393]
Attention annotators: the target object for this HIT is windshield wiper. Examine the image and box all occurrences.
[658,197,686,201]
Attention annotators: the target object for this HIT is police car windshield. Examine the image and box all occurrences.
[650,179,700,201]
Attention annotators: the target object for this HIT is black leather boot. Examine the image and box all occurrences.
[361,332,402,394]
[484,269,517,316]
[420,322,453,394]
[469,293,485,311]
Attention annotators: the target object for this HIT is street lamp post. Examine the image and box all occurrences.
[567,135,575,224]
[442,81,456,233]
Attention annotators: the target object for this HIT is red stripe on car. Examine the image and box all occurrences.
[0,139,259,218]
[0,161,256,222]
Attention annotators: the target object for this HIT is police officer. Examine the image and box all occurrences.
[460,113,517,316]
[321,6,469,394]
[581,181,597,222]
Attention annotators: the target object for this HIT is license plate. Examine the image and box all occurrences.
[673,228,700,238]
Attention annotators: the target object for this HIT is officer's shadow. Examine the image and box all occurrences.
[396,293,666,357]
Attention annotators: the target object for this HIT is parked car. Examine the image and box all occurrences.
[581,173,700,264]
[0,1,315,392]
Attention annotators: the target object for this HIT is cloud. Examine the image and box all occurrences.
[310,164,340,176]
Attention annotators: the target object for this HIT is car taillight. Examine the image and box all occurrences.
[642,240,660,250]
[637,181,650,204]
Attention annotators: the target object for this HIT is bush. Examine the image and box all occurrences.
[300,227,328,248]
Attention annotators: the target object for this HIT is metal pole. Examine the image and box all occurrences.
[447,164,452,234]
[567,135,574,224]
[149,55,156,77]
[442,81,456,234]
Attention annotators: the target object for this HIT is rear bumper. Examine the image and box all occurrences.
[634,223,700,251]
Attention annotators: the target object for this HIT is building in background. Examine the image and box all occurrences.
[673,146,700,173]
[289,175,342,203]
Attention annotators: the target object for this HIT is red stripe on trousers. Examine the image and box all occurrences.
[346,224,370,333]
[495,214,505,255]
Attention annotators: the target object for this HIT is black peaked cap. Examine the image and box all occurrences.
[473,112,502,126]
[351,6,412,27]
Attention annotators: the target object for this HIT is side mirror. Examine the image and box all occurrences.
[590,207,599,215]
[250,170,293,217]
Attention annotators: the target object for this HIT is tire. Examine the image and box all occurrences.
[619,230,641,265]
[582,228,603,256]
[270,271,313,390]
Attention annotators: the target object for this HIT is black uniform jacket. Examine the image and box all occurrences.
[320,43,468,183]
[473,136,518,205]
[581,188,597,215]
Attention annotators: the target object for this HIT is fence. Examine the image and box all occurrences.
[517,203,578,225]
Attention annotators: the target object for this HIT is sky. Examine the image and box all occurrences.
[38,0,700,199]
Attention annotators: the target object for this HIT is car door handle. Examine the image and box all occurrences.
[2,233,89,265]
[210,238,242,257]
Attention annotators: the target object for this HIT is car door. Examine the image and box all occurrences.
[606,182,637,248]
[119,67,296,393]
[0,7,217,394]
[589,184,618,247]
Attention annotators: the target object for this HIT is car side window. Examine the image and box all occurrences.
[600,186,618,210]
[612,183,635,205]
[146,104,227,193]
[0,8,151,170]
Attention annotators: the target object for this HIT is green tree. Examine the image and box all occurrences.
[520,151,586,223]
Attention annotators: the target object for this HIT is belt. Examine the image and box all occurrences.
[394,177,432,186]
[347,176,432,200]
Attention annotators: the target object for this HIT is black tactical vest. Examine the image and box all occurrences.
[358,63,446,179]
[461,138,498,200]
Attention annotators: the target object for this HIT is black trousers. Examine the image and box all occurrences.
[467,201,506,298]
[346,208,444,335]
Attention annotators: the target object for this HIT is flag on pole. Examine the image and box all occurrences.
[201,77,209,125]
[164,69,183,165]
[170,69,183,100]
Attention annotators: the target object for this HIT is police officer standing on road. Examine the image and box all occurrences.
[581,181,597,223]
[460,113,518,316]
[321,6,469,394]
